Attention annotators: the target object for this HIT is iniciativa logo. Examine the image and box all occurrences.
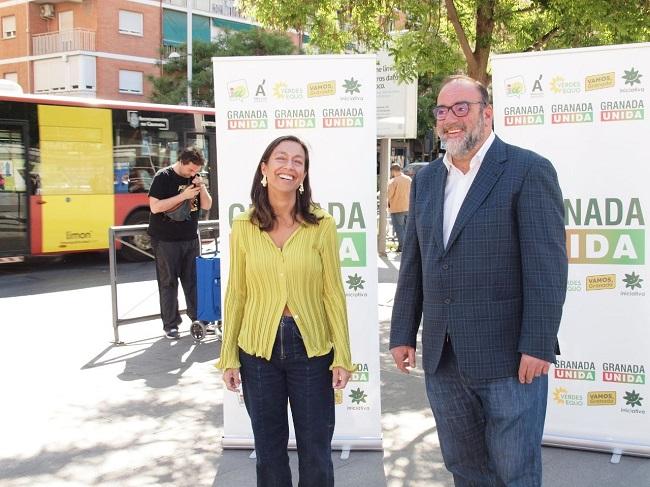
[623,271,643,289]
[623,390,643,407]
[620,67,644,94]
[342,77,362,95]
[622,67,643,87]
[346,273,365,291]
[349,387,367,404]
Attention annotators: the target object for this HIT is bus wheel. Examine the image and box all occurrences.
[120,209,152,262]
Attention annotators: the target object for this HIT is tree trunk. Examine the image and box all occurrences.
[446,0,495,85]
[470,0,495,85]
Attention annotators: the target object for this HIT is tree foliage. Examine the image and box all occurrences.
[240,0,650,84]
[149,29,298,106]
[240,0,649,146]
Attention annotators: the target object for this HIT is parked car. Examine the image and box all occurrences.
[403,161,430,178]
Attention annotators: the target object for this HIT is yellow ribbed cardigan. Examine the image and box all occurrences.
[216,207,354,372]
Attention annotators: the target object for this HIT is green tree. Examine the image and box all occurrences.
[149,29,298,106]
[241,0,649,151]
[240,0,650,84]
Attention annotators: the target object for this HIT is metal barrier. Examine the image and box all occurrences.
[109,220,219,344]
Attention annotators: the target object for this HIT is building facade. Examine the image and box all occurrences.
[0,0,255,101]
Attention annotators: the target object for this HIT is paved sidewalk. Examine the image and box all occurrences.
[0,252,648,486]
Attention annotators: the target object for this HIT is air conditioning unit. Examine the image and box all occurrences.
[40,4,55,20]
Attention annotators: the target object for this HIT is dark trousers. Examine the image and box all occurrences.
[239,317,335,487]
[390,211,408,250]
[151,237,199,331]
[424,341,547,487]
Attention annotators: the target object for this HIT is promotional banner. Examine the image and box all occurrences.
[493,43,650,457]
[213,55,382,450]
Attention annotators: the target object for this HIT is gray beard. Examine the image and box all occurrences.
[443,113,485,158]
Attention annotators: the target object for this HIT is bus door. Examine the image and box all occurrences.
[36,105,114,253]
[185,131,217,219]
[0,121,29,257]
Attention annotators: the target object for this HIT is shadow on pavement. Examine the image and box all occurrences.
[82,335,221,389]
[0,252,156,298]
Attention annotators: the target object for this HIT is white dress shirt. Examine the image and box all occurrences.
[442,131,495,248]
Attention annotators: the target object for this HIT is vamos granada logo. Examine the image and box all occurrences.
[307,80,336,98]
[586,274,616,291]
[587,391,616,406]
[585,72,615,92]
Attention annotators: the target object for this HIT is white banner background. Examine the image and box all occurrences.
[493,43,650,456]
[213,55,382,449]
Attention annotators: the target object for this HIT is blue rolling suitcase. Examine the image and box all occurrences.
[191,254,221,341]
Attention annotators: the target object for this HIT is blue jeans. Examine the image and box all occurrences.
[390,212,408,250]
[239,317,335,487]
[425,341,547,487]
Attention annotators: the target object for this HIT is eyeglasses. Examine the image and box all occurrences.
[432,101,484,120]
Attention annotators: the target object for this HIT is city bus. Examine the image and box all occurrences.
[0,93,216,262]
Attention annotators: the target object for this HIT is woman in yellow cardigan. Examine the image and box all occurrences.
[217,135,353,487]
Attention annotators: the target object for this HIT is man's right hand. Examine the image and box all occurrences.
[391,345,416,374]
[182,184,201,200]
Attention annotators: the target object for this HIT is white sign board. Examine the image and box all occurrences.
[376,50,418,139]
[213,54,382,450]
[493,42,650,457]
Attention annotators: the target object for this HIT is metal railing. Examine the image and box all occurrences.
[32,29,96,55]
[162,0,249,20]
[109,220,219,344]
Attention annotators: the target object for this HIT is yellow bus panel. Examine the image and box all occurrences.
[37,105,114,252]
[37,105,113,195]
[42,195,113,252]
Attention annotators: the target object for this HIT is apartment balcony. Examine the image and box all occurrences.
[162,0,250,21]
[32,29,95,56]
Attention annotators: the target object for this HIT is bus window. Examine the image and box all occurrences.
[113,111,200,194]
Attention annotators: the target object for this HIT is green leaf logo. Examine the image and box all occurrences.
[349,387,367,404]
[342,77,362,94]
[622,272,643,289]
[624,390,643,407]
[346,273,365,291]
[622,67,643,86]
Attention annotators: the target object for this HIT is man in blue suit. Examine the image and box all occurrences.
[390,75,567,486]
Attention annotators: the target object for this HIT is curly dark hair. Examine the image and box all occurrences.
[178,146,205,166]
[250,135,321,231]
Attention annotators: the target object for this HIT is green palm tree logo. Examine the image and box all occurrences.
[349,388,367,404]
[624,390,643,408]
[622,67,642,86]
[343,78,362,94]
[346,273,365,291]
[623,272,643,289]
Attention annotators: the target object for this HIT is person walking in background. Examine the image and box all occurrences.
[387,163,411,252]
[217,135,353,487]
[148,147,212,340]
[390,75,567,486]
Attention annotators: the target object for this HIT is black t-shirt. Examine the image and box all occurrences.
[147,166,199,241]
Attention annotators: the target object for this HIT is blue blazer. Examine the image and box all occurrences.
[389,136,568,379]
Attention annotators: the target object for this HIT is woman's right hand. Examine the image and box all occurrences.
[223,368,241,392]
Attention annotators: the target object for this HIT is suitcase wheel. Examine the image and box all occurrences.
[190,321,206,341]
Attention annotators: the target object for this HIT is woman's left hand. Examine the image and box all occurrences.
[332,367,351,390]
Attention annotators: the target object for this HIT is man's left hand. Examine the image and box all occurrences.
[192,175,205,187]
[518,353,550,384]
